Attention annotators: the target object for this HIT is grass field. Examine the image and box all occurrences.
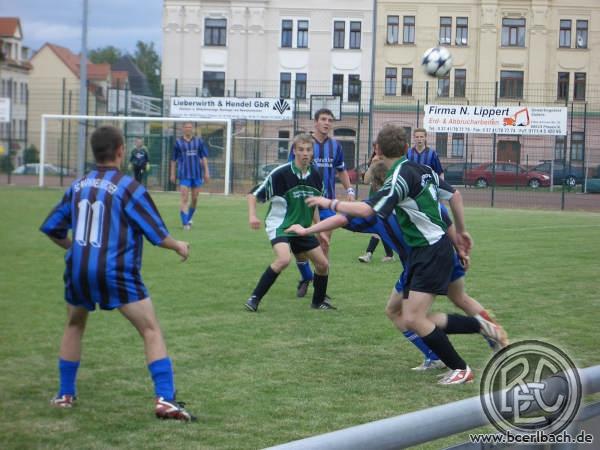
[1,187,599,450]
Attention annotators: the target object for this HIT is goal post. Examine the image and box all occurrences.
[39,114,233,194]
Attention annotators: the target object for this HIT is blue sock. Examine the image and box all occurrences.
[58,358,80,396]
[187,207,196,223]
[180,210,188,225]
[296,261,313,282]
[148,357,175,400]
[403,331,440,360]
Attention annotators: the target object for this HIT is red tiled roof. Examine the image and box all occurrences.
[41,43,111,80]
[0,18,20,38]
[111,70,129,88]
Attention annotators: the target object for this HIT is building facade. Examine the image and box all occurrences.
[0,17,31,165]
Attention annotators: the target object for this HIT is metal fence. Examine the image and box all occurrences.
[2,77,600,210]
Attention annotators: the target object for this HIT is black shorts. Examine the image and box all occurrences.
[403,235,453,298]
[271,235,320,255]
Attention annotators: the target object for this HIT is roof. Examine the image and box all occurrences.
[112,55,153,95]
[0,18,21,38]
[40,43,111,80]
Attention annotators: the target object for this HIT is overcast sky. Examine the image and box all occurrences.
[2,0,163,55]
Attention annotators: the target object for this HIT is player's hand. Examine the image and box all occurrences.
[457,231,473,256]
[285,224,307,236]
[346,187,356,201]
[305,196,330,209]
[204,172,211,182]
[459,254,470,271]
[175,240,190,261]
[146,163,151,171]
[249,215,261,230]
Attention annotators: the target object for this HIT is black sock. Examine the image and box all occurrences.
[444,314,481,334]
[312,274,329,306]
[421,327,467,370]
[252,266,280,300]
[381,240,393,257]
[366,237,379,253]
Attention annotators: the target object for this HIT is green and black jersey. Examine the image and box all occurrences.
[366,157,456,248]
[252,162,325,240]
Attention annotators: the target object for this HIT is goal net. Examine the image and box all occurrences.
[38,114,233,194]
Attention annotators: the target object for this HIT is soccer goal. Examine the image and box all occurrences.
[38,114,233,194]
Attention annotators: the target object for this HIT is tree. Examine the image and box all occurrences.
[89,46,122,65]
[134,41,161,96]
[23,145,39,164]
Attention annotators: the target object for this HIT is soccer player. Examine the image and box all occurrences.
[305,124,485,384]
[129,137,150,183]
[40,125,196,421]
[289,108,355,298]
[407,128,444,180]
[245,133,334,312]
[170,121,210,230]
[287,161,508,373]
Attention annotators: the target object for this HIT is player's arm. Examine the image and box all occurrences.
[286,214,349,236]
[433,153,445,180]
[159,235,190,261]
[306,196,374,217]
[170,144,178,183]
[48,236,72,250]
[247,194,261,229]
[202,156,210,182]
[443,186,473,256]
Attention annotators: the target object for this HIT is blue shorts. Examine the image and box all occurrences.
[394,251,465,294]
[180,178,203,188]
[64,273,149,311]
[318,207,336,221]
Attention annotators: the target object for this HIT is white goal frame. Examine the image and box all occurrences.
[39,114,233,194]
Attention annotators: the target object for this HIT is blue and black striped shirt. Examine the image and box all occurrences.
[406,147,444,176]
[172,136,209,181]
[40,167,169,310]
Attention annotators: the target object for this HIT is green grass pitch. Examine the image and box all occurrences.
[0,187,598,449]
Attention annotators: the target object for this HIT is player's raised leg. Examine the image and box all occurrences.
[294,254,313,298]
[305,246,334,309]
[119,298,196,422]
[245,242,291,312]
[51,304,89,407]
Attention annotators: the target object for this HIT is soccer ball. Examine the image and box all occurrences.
[421,47,453,77]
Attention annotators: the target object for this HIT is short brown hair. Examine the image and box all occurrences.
[90,126,124,163]
[376,125,408,158]
[369,161,388,191]
[414,128,427,135]
[314,108,334,121]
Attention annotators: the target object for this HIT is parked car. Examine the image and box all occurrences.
[336,162,369,184]
[465,162,551,188]
[443,162,480,186]
[531,161,585,187]
[12,163,71,176]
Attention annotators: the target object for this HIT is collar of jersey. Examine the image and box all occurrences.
[386,157,407,177]
[291,162,312,179]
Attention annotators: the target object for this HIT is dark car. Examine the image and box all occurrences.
[465,162,551,188]
[532,161,585,187]
[443,162,480,185]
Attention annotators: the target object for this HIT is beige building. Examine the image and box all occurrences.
[0,17,31,164]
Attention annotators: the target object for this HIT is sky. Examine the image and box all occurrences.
[2,0,163,55]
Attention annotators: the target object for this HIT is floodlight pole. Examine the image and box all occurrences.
[77,0,89,177]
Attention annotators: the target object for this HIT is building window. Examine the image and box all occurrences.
[436,133,448,157]
[559,20,571,48]
[501,18,526,47]
[574,72,586,100]
[281,20,293,47]
[451,134,464,157]
[297,20,309,48]
[204,18,227,46]
[295,73,307,99]
[439,17,452,45]
[403,16,415,44]
[557,72,569,100]
[20,82,27,104]
[349,21,361,49]
[332,74,344,97]
[571,132,584,161]
[280,72,291,99]
[387,16,399,44]
[554,136,566,160]
[12,81,17,102]
[437,74,450,97]
[456,17,468,46]
[385,68,397,96]
[202,71,225,97]
[576,20,588,48]
[278,130,290,159]
[500,70,524,98]
[454,69,466,97]
[401,68,413,96]
[333,21,345,48]
[348,75,361,102]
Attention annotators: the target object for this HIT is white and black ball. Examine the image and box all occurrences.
[421,46,453,77]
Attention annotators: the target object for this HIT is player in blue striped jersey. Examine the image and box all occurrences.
[407,128,444,179]
[170,122,211,229]
[40,126,196,421]
[287,161,508,372]
[288,108,355,298]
